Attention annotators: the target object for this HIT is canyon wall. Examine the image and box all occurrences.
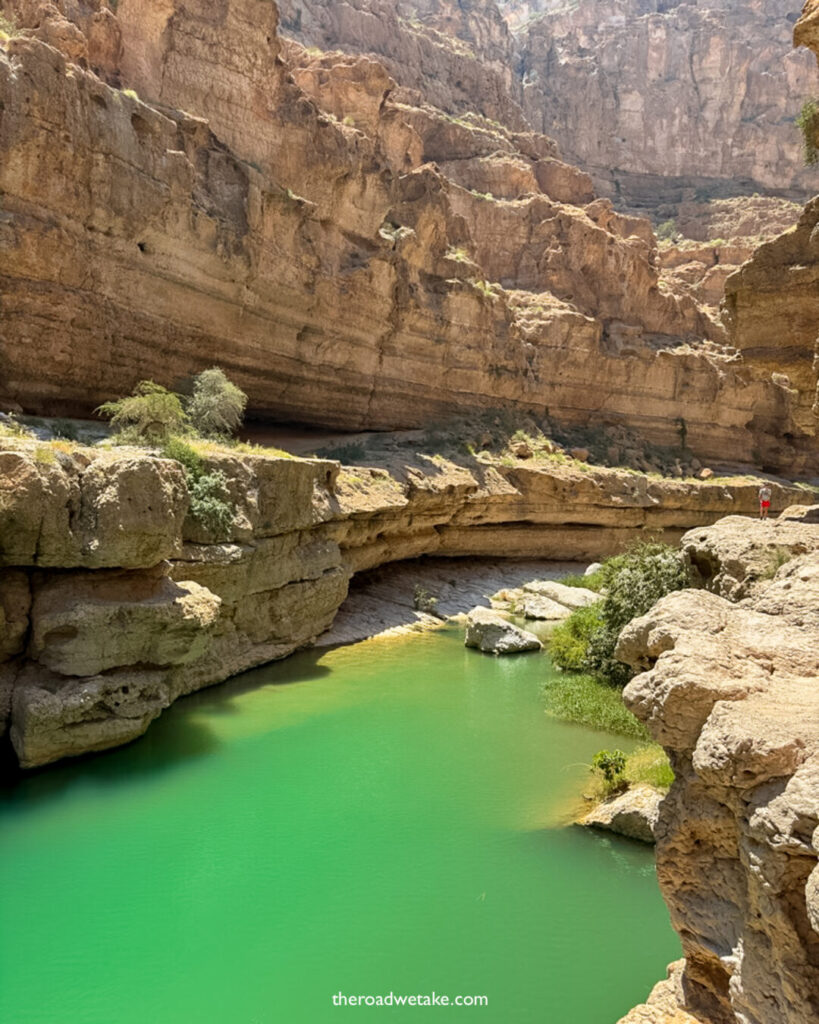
[507,0,819,209]
[2,437,811,769]
[0,0,815,475]
[618,513,819,1024]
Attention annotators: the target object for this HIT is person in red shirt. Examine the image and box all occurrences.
[759,484,772,519]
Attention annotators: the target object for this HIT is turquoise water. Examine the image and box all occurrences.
[0,628,678,1023]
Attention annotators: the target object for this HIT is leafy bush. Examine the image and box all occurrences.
[187,367,247,439]
[188,470,234,536]
[587,542,691,685]
[591,749,630,796]
[549,604,603,672]
[161,437,234,537]
[797,99,819,166]
[97,381,188,444]
[550,543,692,687]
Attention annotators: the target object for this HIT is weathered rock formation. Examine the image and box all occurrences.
[463,606,542,654]
[1,438,811,768]
[0,0,814,474]
[581,784,663,844]
[508,0,819,209]
[616,514,819,1024]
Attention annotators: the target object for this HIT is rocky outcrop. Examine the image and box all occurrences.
[616,516,819,1024]
[0,0,813,474]
[509,0,819,209]
[681,507,819,599]
[581,784,663,844]
[276,0,527,131]
[618,961,700,1024]
[463,606,542,654]
[2,438,812,767]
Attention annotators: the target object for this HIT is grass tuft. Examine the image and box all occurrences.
[541,672,648,739]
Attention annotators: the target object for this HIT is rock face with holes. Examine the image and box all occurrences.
[3,440,812,767]
[0,0,815,474]
[616,514,819,1024]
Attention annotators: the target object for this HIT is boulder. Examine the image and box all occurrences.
[581,784,663,844]
[521,594,572,620]
[584,562,603,576]
[464,607,542,655]
[522,580,598,608]
[10,665,174,768]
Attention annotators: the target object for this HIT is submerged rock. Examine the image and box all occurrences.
[464,607,542,655]
[581,785,663,844]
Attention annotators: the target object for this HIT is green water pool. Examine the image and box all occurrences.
[0,627,679,1023]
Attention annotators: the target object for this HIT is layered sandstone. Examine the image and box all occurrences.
[0,0,813,475]
[510,0,819,208]
[722,198,819,476]
[1,437,812,768]
[617,515,819,1024]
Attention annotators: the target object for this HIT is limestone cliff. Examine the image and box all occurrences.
[507,0,819,209]
[617,515,819,1024]
[1,437,811,768]
[0,0,814,475]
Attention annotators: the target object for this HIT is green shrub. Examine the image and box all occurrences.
[587,542,691,686]
[188,471,234,535]
[161,437,234,537]
[558,567,605,592]
[549,603,603,672]
[797,99,819,166]
[591,749,629,796]
[656,218,677,242]
[187,367,247,439]
[551,543,691,687]
[97,381,188,444]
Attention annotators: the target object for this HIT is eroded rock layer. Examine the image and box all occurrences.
[617,515,819,1024]
[508,0,819,207]
[1,439,811,768]
[0,0,814,474]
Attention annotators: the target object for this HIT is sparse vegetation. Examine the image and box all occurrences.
[0,13,20,41]
[187,367,248,440]
[445,245,471,263]
[585,743,674,801]
[0,415,33,438]
[96,381,188,444]
[797,99,819,166]
[122,88,139,101]
[656,218,678,242]
[759,546,794,581]
[161,437,234,537]
[413,585,441,617]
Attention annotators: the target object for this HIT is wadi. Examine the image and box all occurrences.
[0,2,817,1022]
